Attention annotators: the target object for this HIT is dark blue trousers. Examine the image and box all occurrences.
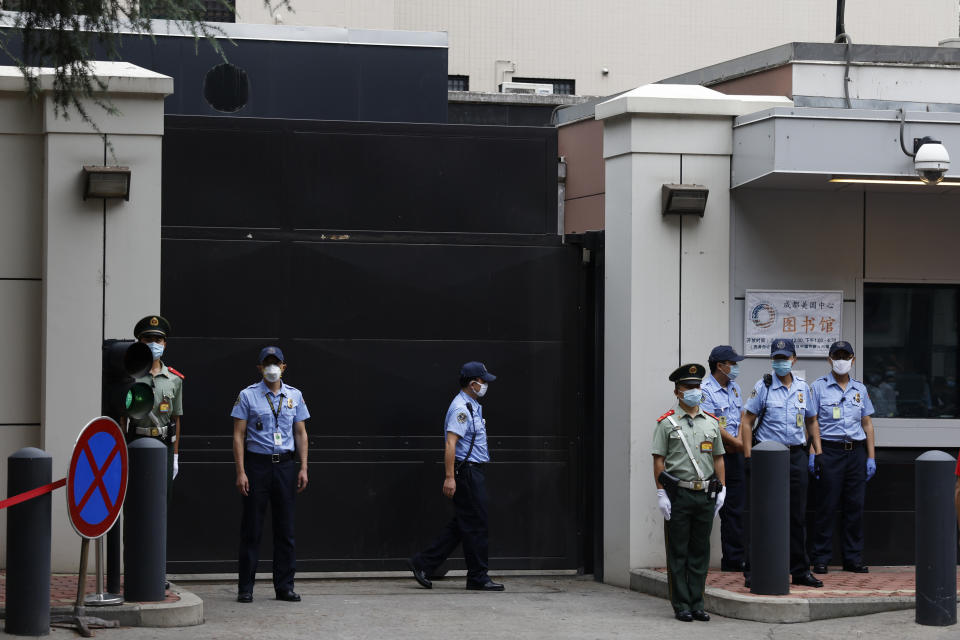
[414,464,490,585]
[788,446,812,577]
[811,444,867,566]
[238,453,297,595]
[719,452,745,568]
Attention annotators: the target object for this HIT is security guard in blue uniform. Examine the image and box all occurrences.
[742,338,824,588]
[231,346,310,603]
[807,340,876,574]
[408,361,505,592]
[701,345,746,572]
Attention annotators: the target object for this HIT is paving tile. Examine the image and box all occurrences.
[652,566,958,599]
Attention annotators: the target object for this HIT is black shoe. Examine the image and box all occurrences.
[843,563,869,573]
[744,576,751,589]
[720,560,745,572]
[165,581,171,590]
[692,610,710,622]
[812,564,829,574]
[276,590,301,602]
[675,610,693,622]
[792,572,824,588]
[466,580,505,591]
[237,592,253,603]
[407,558,433,589]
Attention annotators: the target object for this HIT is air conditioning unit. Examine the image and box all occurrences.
[499,82,553,95]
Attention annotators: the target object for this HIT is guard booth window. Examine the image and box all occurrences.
[863,283,959,418]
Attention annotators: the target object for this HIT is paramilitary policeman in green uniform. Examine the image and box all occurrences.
[652,364,726,622]
[127,315,184,503]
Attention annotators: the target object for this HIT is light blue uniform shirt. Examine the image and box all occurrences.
[445,391,489,463]
[744,373,813,446]
[231,380,310,455]
[809,372,874,441]
[701,373,744,438]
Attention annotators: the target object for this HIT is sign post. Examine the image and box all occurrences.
[51,417,129,636]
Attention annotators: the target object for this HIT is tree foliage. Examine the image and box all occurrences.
[0,1,288,125]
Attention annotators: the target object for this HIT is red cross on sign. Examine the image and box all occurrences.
[66,417,128,539]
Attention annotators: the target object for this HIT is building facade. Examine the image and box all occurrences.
[234,0,958,95]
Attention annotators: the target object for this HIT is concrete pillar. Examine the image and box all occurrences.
[596,85,791,586]
[0,62,173,571]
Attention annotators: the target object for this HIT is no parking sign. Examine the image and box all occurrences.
[66,417,128,539]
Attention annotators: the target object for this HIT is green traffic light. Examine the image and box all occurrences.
[125,382,154,419]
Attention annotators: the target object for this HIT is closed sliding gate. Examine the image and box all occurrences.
[161,116,598,574]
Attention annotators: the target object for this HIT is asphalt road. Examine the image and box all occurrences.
[26,576,960,640]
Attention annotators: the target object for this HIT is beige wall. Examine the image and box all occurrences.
[0,63,171,570]
[236,0,957,95]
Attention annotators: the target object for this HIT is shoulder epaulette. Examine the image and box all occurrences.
[702,410,719,421]
[167,366,185,379]
[657,410,675,422]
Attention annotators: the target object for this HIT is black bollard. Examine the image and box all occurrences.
[106,522,121,595]
[6,447,53,636]
[915,450,957,626]
[750,441,790,595]
[123,438,167,602]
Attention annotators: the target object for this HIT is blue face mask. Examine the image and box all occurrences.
[681,388,703,406]
[771,359,792,376]
[726,364,740,380]
[148,342,165,360]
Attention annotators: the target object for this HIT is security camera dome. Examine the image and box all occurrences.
[914,139,950,184]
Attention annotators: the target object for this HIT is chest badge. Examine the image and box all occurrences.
[700,441,713,453]
[855,392,861,403]
[287,398,294,409]
[798,392,804,404]
[734,388,739,398]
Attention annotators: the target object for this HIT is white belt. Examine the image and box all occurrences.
[135,424,168,438]
[677,479,710,492]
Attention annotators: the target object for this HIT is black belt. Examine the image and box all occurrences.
[246,450,296,463]
[457,460,486,468]
[821,439,865,450]
[789,444,807,452]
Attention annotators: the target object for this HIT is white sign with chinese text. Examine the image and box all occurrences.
[744,290,842,356]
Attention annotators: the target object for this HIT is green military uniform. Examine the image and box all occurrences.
[129,315,183,504]
[652,364,724,619]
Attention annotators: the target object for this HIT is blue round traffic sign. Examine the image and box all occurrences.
[67,417,128,539]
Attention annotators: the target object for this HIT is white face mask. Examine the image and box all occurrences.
[475,382,488,397]
[831,358,853,375]
[263,364,282,382]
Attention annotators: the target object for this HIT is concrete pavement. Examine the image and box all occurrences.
[16,575,957,640]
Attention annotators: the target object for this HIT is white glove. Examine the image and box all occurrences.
[173,454,179,480]
[657,488,672,520]
[714,486,726,518]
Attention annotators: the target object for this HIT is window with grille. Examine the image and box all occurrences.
[447,75,469,92]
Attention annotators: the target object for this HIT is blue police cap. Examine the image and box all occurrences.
[258,346,285,364]
[709,345,745,362]
[829,340,854,356]
[770,338,796,357]
[461,361,496,382]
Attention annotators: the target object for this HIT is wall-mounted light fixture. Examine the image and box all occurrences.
[661,184,708,216]
[82,166,131,201]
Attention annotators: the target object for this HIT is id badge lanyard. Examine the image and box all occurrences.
[265,393,285,450]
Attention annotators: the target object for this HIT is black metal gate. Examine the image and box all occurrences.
[161,116,596,573]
